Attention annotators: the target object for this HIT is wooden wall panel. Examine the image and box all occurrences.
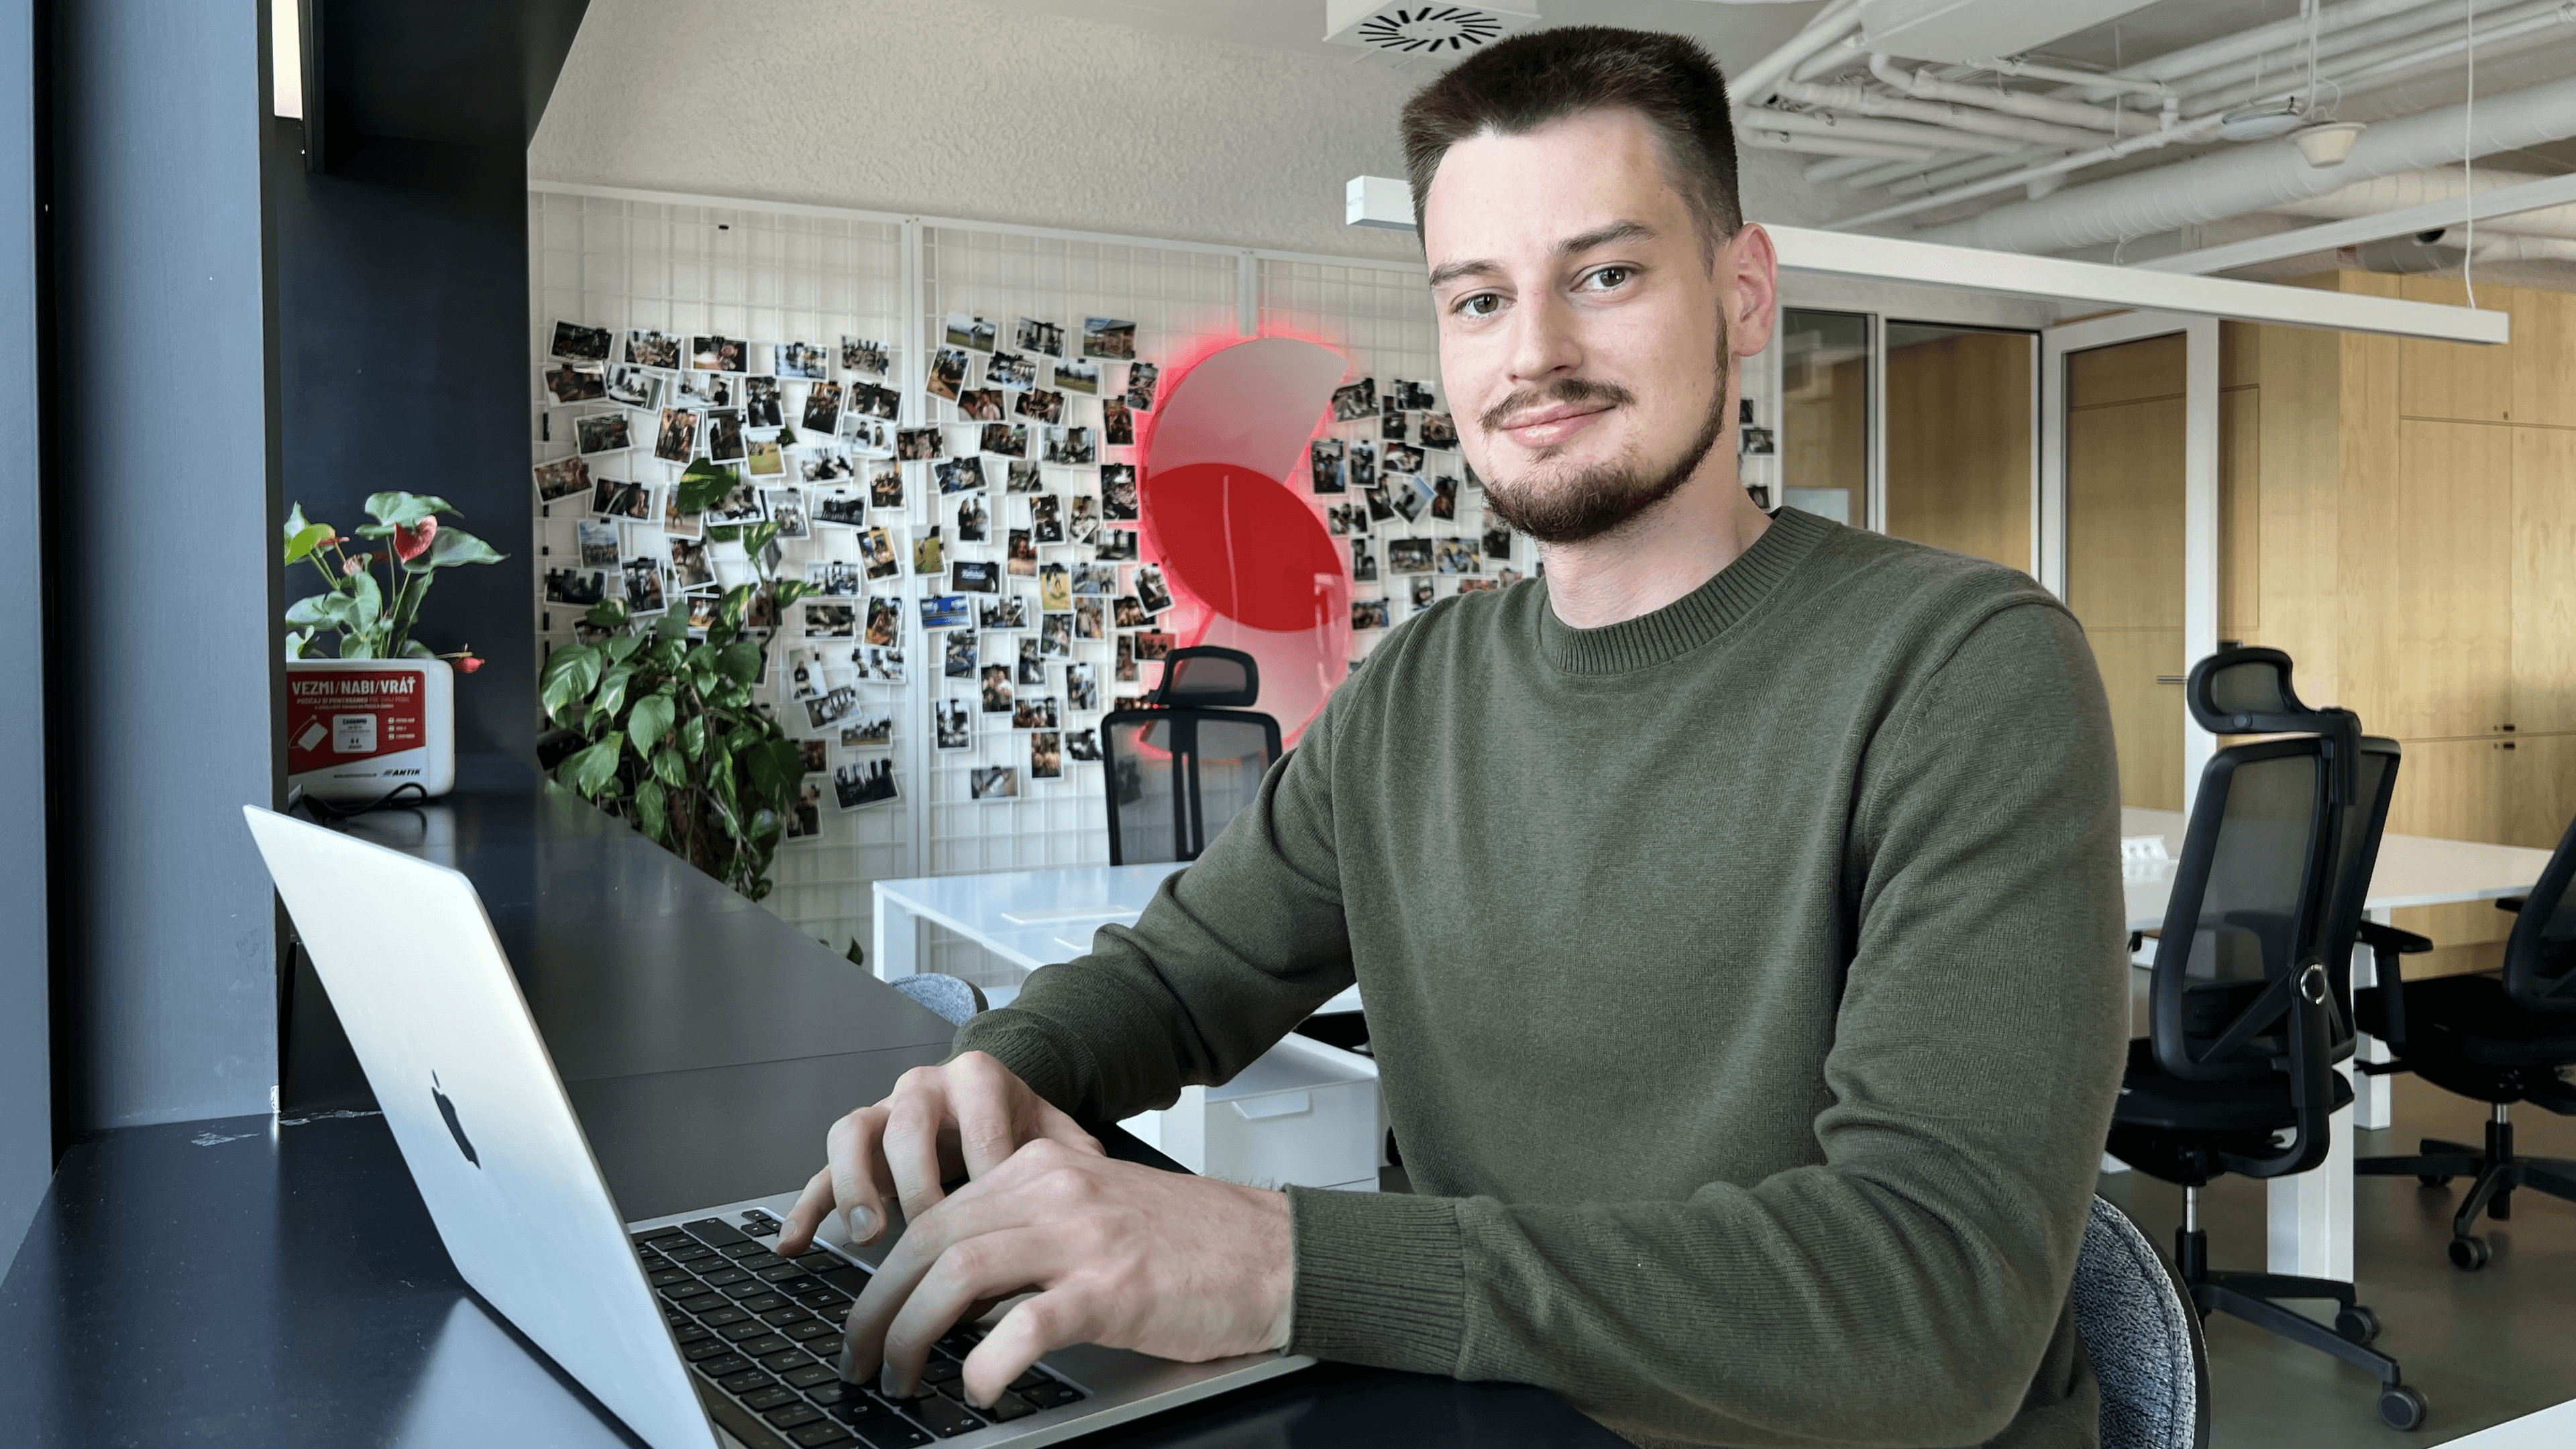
[2067,336,2187,811]
[2398,276,2516,422]
[2340,419,2513,739]
[2512,426,2576,734]
[1884,329,2033,572]
[2068,331,2186,409]
[2220,385,2258,641]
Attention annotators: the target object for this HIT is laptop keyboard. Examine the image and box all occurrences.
[631,1208,1087,1446]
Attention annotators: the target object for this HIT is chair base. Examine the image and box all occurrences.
[2174,1227,2424,1427]
[2357,1112,2576,1269]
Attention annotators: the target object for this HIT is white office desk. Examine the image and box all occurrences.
[2118,806,2553,1283]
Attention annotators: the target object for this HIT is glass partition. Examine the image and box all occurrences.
[1883,322,2035,574]
[1778,309,1870,527]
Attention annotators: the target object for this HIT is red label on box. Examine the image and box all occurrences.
[286,669,428,775]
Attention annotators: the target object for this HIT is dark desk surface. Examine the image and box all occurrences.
[1,782,1621,1448]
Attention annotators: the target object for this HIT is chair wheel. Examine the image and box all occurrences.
[2336,1305,2381,1345]
[2449,1235,2491,1271]
[2379,1384,2428,1431]
[2417,1174,2452,1189]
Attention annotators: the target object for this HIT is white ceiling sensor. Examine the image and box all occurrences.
[1856,0,2161,65]
[1324,1,1539,55]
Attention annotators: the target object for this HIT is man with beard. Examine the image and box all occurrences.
[778,26,2125,1449]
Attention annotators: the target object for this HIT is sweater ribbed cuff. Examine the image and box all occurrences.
[1285,1185,1466,1376]
[947,1011,1095,1120]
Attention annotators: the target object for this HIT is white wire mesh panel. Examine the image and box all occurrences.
[1257,259,1509,667]
[528,192,909,958]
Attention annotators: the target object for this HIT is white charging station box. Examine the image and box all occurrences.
[285,657,457,802]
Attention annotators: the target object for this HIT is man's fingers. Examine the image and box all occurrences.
[879,1226,1065,1396]
[879,1083,953,1225]
[824,1106,892,1244]
[776,1167,835,1254]
[946,1053,1026,1179]
[963,1289,1097,1409]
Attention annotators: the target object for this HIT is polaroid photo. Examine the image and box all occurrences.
[1038,563,1071,612]
[1390,477,1426,523]
[621,556,667,614]
[857,526,898,580]
[1039,610,1071,659]
[604,366,663,411]
[1133,631,1175,662]
[1388,537,1434,574]
[980,423,1028,459]
[1101,397,1136,446]
[1381,410,1409,444]
[742,585,780,631]
[1066,726,1100,762]
[652,407,700,464]
[1350,441,1378,491]
[1013,317,1065,358]
[1430,476,1459,521]
[985,351,1036,390]
[805,557,862,597]
[953,559,1001,594]
[920,594,970,630]
[954,494,990,545]
[590,476,647,520]
[1410,578,1436,610]
[1134,563,1173,615]
[1065,661,1097,713]
[544,567,609,607]
[944,631,979,680]
[896,427,946,462]
[782,781,824,843]
[956,389,1005,423]
[1385,442,1426,474]
[625,328,683,370]
[944,313,998,352]
[936,456,987,496]
[857,644,906,682]
[969,765,1018,802]
[686,594,720,634]
[1399,380,1437,411]
[803,600,857,639]
[1071,561,1118,597]
[934,698,974,751]
[800,380,844,435]
[976,595,1027,633]
[746,437,788,478]
[814,486,865,527]
[551,321,612,362]
[1012,694,1057,730]
[1016,638,1044,690]
[804,685,860,733]
[834,758,900,811]
[1006,529,1036,578]
[1029,494,1063,544]
[743,377,784,429]
[1483,526,1515,560]
[1065,494,1099,545]
[913,525,945,576]
[842,710,894,750]
[1052,358,1101,396]
[1112,596,1152,631]
[1093,529,1138,562]
[1363,485,1395,523]
[1420,411,1460,449]
[927,347,971,402]
[690,335,747,373]
[1004,460,1044,496]
[1325,506,1348,537]
[1350,537,1377,582]
[776,341,830,382]
[1330,377,1376,423]
[543,363,606,405]
[708,477,763,525]
[1073,596,1104,639]
[677,370,735,409]
[761,487,810,537]
[1309,439,1346,494]
[843,417,895,458]
[1352,598,1391,631]
[1028,731,1062,781]
[786,647,828,701]
[841,337,892,378]
[1042,426,1095,466]
[534,455,592,504]
[869,462,905,510]
[1099,464,1138,520]
[1739,425,1777,457]
[979,664,1013,714]
[1015,388,1066,425]
[704,409,746,462]
[1438,537,1483,575]
[662,484,704,540]
[1082,317,1136,361]
[849,380,900,421]
[576,520,620,569]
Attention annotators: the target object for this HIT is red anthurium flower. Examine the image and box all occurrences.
[456,654,484,674]
[392,517,438,562]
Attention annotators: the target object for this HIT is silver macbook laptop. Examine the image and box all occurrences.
[243,804,1309,1449]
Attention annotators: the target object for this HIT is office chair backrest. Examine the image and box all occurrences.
[1151,646,1260,708]
[2502,808,2576,1014]
[2072,1197,2209,1449]
[891,973,987,1026]
[1101,707,1283,865]
[2312,738,2403,1012]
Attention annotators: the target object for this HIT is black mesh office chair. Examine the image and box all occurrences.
[2355,808,2576,1271]
[1101,646,1283,865]
[2106,648,2426,1430]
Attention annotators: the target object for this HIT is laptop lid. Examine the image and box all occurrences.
[243,805,718,1449]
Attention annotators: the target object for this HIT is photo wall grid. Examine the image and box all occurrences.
[529,192,1509,983]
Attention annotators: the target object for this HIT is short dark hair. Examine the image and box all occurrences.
[1398,26,1741,254]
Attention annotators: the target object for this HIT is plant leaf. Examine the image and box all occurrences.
[769,580,816,612]
[347,572,383,632]
[744,735,803,804]
[674,460,738,515]
[557,739,622,798]
[652,746,688,789]
[634,779,667,842]
[586,598,631,632]
[365,492,455,527]
[539,643,602,720]
[282,521,333,564]
[655,608,690,643]
[284,592,356,629]
[286,627,315,659]
[679,715,706,761]
[402,525,505,575]
[400,639,435,659]
[603,632,645,664]
[716,639,764,688]
[627,692,676,756]
[592,663,635,722]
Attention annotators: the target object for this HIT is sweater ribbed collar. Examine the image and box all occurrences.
[1533,505,1829,676]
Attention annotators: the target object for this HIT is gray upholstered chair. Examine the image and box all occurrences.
[892,973,987,1026]
[2072,1196,2209,1449]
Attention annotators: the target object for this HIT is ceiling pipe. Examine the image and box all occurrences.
[1741,130,1936,162]
[2181,0,2575,107]
[1746,107,2031,155]
[2121,0,2451,85]
[2327,2,2576,92]
[2171,0,2503,105]
[1971,56,2171,99]
[1769,78,2114,149]
[1868,54,2157,135]
[1725,0,1866,107]
[2273,168,2576,239]
[1908,73,2576,253]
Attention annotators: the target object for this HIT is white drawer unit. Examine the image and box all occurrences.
[1121,1032,1381,1192]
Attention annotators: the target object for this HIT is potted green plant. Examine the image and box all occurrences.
[538,461,816,901]
[282,492,503,801]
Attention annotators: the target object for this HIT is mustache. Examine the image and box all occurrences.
[1478,377,1635,435]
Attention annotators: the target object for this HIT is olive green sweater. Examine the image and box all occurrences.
[953,505,2130,1448]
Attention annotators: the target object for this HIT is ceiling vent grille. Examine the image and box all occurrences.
[1324,3,1539,56]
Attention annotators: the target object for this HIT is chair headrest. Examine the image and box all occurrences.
[2188,646,2363,804]
[1150,647,1260,708]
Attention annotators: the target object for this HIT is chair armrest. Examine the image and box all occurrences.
[2498,895,2528,914]
[2357,921,2432,955]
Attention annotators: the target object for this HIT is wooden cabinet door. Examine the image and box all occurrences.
[2065,345,2186,811]
[2399,277,2516,422]
[2512,285,2576,429]
[2504,731,2576,854]
[2386,735,2520,977]
[2341,419,2514,739]
[2514,427,2576,734]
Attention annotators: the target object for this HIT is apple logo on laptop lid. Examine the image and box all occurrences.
[433,1073,480,1169]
